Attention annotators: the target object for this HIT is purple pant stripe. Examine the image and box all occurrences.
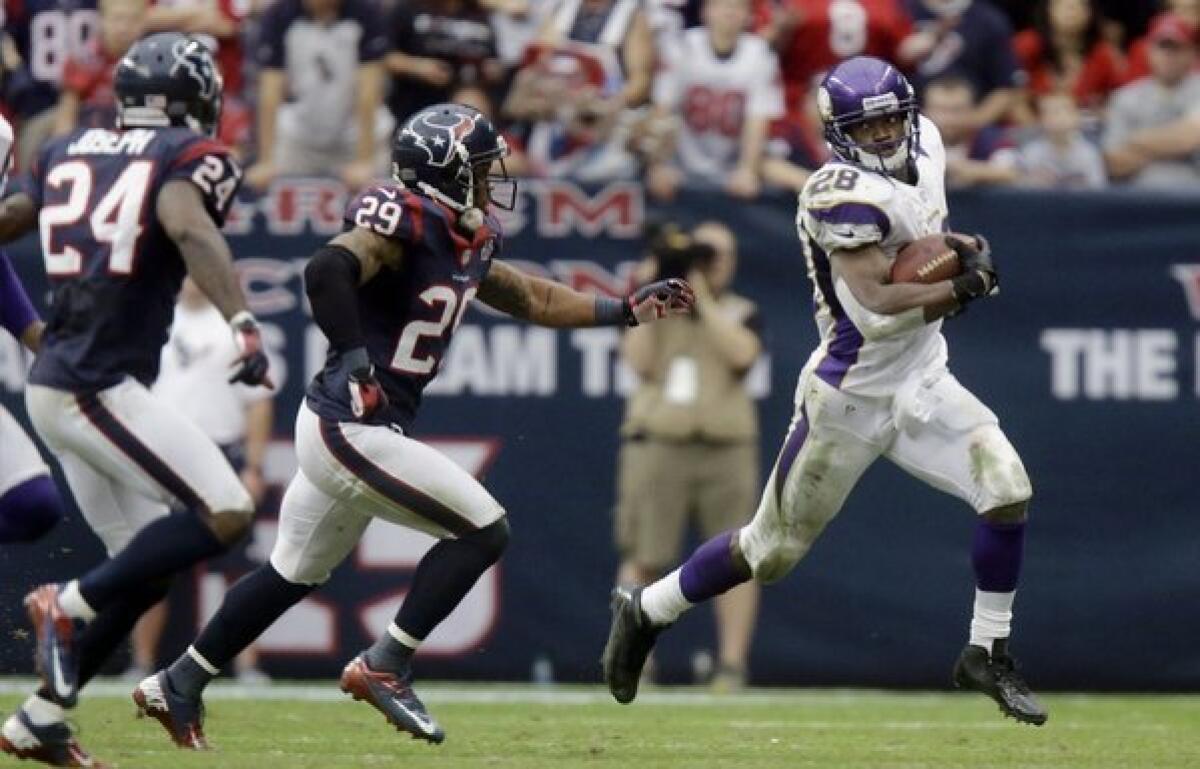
[774,406,810,507]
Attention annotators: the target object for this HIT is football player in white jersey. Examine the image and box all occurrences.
[603,55,1047,726]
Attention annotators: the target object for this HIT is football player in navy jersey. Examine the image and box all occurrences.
[0,33,271,768]
[134,103,694,748]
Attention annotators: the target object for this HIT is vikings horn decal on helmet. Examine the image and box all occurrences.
[115,32,223,136]
[817,56,920,180]
[392,103,517,212]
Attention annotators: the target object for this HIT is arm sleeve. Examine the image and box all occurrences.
[164,137,244,226]
[256,5,288,69]
[806,201,892,254]
[304,244,366,353]
[356,0,389,62]
[0,249,38,339]
[748,44,785,120]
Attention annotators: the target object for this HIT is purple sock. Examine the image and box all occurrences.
[972,519,1025,592]
[0,475,63,543]
[679,530,751,603]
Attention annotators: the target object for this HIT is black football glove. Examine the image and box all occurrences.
[348,364,388,420]
[948,234,998,306]
[624,278,696,326]
[228,312,274,389]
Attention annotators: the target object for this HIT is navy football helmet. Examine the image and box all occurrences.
[392,103,517,212]
[818,56,919,179]
[114,33,223,136]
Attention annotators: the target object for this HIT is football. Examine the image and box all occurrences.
[890,234,963,284]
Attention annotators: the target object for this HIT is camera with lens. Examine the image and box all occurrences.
[647,222,716,281]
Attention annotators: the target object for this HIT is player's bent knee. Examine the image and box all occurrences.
[749,539,809,585]
[462,516,510,563]
[983,501,1029,525]
[970,427,1033,513]
[207,507,254,545]
[0,475,64,542]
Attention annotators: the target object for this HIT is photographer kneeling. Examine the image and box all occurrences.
[614,220,762,691]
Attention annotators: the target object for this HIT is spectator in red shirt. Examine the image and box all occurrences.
[753,0,912,128]
[1124,0,1199,83]
[53,0,145,135]
[1013,0,1124,120]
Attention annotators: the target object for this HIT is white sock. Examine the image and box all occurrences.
[969,589,1015,654]
[639,568,693,626]
[57,580,96,623]
[187,646,220,675]
[22,694,65,726]
[387,622,422,651]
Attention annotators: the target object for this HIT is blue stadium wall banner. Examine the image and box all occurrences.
[2,180,1199,690]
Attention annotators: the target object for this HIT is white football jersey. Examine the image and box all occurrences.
[796,115,949,397]
[653,29,784,184]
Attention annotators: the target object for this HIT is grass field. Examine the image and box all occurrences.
[3,682,1199,769]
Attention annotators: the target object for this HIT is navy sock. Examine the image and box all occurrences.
[78,512,225,612]
[0,476,63,543]
[395,518,509,642]
[177,563,313,694]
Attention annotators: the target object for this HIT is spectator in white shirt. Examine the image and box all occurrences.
[642,0,784,200]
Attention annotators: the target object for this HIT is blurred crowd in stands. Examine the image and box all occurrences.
[1,0,1197,198]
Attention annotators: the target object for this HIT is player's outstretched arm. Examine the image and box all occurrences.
[0,193,37,243]
[159,180,273,388]
[477,260,695,328]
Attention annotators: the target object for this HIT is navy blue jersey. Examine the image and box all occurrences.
[306,186,501,430]
[25,126,242,391]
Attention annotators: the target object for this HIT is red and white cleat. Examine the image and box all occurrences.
[0,710,108,768]
[132,672,209,749]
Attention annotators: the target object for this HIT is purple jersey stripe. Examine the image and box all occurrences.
[774,406,810,507]
[317,417,476,537]
[76,393,208,515]
[815,313,865,388]
[0,250,38,341]
[808,202,891,239]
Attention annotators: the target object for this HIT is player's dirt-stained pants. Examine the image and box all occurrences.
[739,366,1032,584]
[25,378,253,555]
[270,404,506,585]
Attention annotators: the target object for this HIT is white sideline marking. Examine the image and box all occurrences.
[0,680,976,705]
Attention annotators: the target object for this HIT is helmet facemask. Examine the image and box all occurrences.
[820,87,920,180]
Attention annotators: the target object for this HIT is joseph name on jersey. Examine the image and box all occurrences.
[306,186,501,430]
[25,126,242,392]
[796,115,948,397]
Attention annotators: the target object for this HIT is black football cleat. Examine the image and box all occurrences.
[340,655,444,744]
[25,585,82,708]
[602,587,666,704]
[132,672,209,749]
[0,709,108,768]
[953,640,1048,726]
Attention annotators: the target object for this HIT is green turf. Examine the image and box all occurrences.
[3,687,1199,769]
